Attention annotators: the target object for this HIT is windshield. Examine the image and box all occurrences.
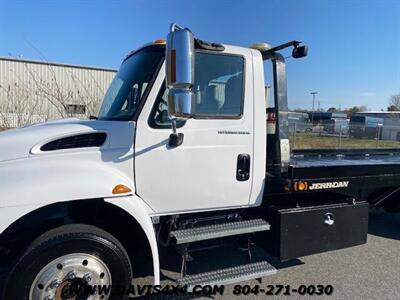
[98,46,164,120]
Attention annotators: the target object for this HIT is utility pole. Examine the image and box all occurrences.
[310,91,318,125]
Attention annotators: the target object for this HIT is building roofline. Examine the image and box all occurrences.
[0,56,117,72]
[355,111,400,114]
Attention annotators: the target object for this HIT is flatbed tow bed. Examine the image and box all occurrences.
[290,148,400,179]
[260,148,400,261]
[276,148,400,206]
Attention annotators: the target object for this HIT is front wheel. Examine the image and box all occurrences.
[4,224,132,300]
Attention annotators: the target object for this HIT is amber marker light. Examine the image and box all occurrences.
[112,184,132,195]
[154,39,166,45]
[294,181,308,192]
[297,181,307,191]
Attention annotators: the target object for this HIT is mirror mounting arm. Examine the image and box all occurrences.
[170,23,184,32]
[262,40,308,60]
[168,118,184,148]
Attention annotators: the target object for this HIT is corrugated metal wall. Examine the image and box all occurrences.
[0,57,116,128]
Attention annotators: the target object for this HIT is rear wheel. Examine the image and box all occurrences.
[3,224,132,300]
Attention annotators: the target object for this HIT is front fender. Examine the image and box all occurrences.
[0,150,134,208]
[105,195,160,284]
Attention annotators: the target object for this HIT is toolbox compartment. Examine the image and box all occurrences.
[264,202,369,261]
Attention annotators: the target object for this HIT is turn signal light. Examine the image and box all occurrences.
[112,184,132,194]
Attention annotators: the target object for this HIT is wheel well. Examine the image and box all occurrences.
[0,199,153,277]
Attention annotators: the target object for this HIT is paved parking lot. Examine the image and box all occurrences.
[1,209,399,299]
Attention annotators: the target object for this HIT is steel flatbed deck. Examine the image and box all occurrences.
[288,148,400,180]
[261,148,400,202]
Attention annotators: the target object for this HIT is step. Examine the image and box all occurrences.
[170,219,270,244]
[176,261,277,290]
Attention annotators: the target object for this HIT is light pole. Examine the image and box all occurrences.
[310,91,318,125]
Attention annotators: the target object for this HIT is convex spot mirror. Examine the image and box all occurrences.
[166,28,195,119]
[292,45,308,59]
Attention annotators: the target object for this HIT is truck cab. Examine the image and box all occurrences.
[99,41,267,213]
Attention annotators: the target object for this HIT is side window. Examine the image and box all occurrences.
[149,52,244,128]
[149,85,170,128]
[149,84,186,129]
[194,52,244,117]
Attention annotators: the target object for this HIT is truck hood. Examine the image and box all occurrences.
[0,118,135,163]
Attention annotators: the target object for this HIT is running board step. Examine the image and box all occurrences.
[170,219,270,244]
[176,261,277,290]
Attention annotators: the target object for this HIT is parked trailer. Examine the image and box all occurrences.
[1,24,400,299]
[308,111,347,125]
[382,118,400,141]
[349,115,384,139]
[322,118,349,135]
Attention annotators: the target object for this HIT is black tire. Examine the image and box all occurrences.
[3,224,132,300]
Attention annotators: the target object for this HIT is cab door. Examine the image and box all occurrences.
[134,50,254,214]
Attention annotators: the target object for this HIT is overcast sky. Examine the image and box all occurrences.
[0,0,399,110]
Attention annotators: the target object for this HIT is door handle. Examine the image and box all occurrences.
[237,154,251,181]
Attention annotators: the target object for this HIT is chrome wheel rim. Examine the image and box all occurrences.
[29,253,112,300]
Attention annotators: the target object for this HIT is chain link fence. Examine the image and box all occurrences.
[289,122,400,149]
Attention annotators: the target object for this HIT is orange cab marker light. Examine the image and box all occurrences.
[112,184,132,195]
[154,39,166,45]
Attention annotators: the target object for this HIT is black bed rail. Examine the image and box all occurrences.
[292,148,400,158]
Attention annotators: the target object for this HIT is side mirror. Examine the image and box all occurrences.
[292,45,308,59]
[166,27,195,119]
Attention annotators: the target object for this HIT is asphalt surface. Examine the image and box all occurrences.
[1,209,399,299]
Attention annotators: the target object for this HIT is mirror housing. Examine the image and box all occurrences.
[292,45,308,59]
[167,88,195,119]
[166,27,195,119]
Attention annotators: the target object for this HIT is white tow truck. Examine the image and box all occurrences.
[5,24,400,299]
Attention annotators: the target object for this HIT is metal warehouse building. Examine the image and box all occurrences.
[0,56,116,128]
